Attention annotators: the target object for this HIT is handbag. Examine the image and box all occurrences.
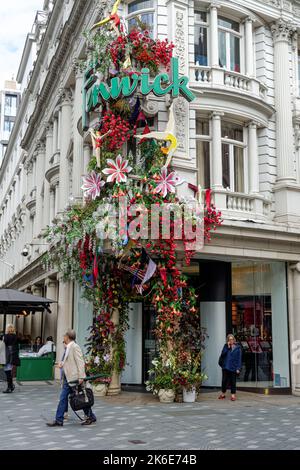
[69,383,94,412]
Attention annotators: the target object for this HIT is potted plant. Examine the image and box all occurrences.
[146,357,176,403]
[173,351,207,403]
[85,353,112,397]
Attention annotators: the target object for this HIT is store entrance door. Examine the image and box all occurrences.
[232,295,273,388]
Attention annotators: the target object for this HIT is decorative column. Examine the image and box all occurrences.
[244,17,254,77]
[52,116,58,154]
[209,2,220,68]
[72,62,84,202]
[43,124,53,229]
[248,121,259,194]
[211,111,224,189]
[108,308,121,396]
[55,276,73,378]
[49,187,55,223]
[31,285,43,340]
[34,142,46,238]
[58,89,73,212]
[288,262,300,395]
[44,278,58,342]
[271,19,296,183]
[83,144,91,174]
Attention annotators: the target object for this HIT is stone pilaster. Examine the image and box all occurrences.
[31,285,43,340]
[271,19,296,183]
[209,2,221,68]
[55,276,73,378]
[34,141,46,238]
[58,88,73,213]
[248,121,259,194]
[72,62,84,201]
[211,111,224,189]
[44,278,58,342]
[244,17,254,77]
[43,124,53,229]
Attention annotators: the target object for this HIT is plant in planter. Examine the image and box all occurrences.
[146,356,176,403]
[173,351,207,403]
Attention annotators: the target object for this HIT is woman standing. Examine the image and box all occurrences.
[218,334,242,401]
[3,324,20,394]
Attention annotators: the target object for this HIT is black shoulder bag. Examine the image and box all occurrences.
[69,383,94,420]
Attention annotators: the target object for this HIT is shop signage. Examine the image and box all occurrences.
[82,57,196,130]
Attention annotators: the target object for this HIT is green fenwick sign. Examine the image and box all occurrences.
[82,57,196,130]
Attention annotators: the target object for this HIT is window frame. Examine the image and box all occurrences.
[218,15,243,73]
[221,121,247,193]
[195,116,212,189]
[126,0,156,38]
[194,10,209,67]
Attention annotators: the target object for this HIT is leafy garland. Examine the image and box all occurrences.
[44,17,223,389]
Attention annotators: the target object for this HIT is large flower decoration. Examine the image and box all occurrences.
[81,171,105,200]
[102,154,132,183]
[154,168,183,198]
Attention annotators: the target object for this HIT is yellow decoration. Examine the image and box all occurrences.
[135,103,178,168]
[91,0,121,31]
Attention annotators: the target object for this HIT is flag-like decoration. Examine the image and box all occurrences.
[119,248,157,294]
[154,168,183,198]
[102,154,132,183]
[81,171,105,200]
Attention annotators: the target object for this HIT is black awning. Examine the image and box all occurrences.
[0,289,57,315]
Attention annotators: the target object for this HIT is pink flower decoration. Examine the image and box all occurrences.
[102,154,132,183]
[154,168,183,198]
[81,171,105,200]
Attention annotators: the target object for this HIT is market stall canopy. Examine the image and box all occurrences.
[0,289,57,315]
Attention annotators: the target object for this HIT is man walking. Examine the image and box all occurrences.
[46,329,96,427]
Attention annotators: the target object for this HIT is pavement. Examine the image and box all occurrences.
[1,380,300,450]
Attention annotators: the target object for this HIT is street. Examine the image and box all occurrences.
[1,381,300,450]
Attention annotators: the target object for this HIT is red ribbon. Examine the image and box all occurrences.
[205,189,212,209]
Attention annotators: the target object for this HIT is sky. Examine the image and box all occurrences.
[0,0,42,88]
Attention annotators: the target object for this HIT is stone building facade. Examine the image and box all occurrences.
[1,0,300,394]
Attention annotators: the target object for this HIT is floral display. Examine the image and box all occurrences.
[81,171,106,200]
[102,154,132,183]
[44,5,223,397]
[153,167,183,198]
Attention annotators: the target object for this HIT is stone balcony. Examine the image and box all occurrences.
[190,65,269,107]
[45,150,60,186]
[208,189,272,223]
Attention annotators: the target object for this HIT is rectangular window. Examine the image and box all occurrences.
[128,0,154,37]
[222,143,230,189]
[196,118,211,189]
[194,11,208,67]
[218,16,241,72]
[4,117,15,133]
[4,94,17,116]
[234,146,244,193]
[197,141,210,189]
[221,121,245,192]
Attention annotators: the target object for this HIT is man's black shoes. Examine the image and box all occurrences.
[81,418,97,426]
[46,421,63,427]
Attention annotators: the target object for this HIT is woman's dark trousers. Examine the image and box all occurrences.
[4,371,14,391]
[222,369,237,394]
